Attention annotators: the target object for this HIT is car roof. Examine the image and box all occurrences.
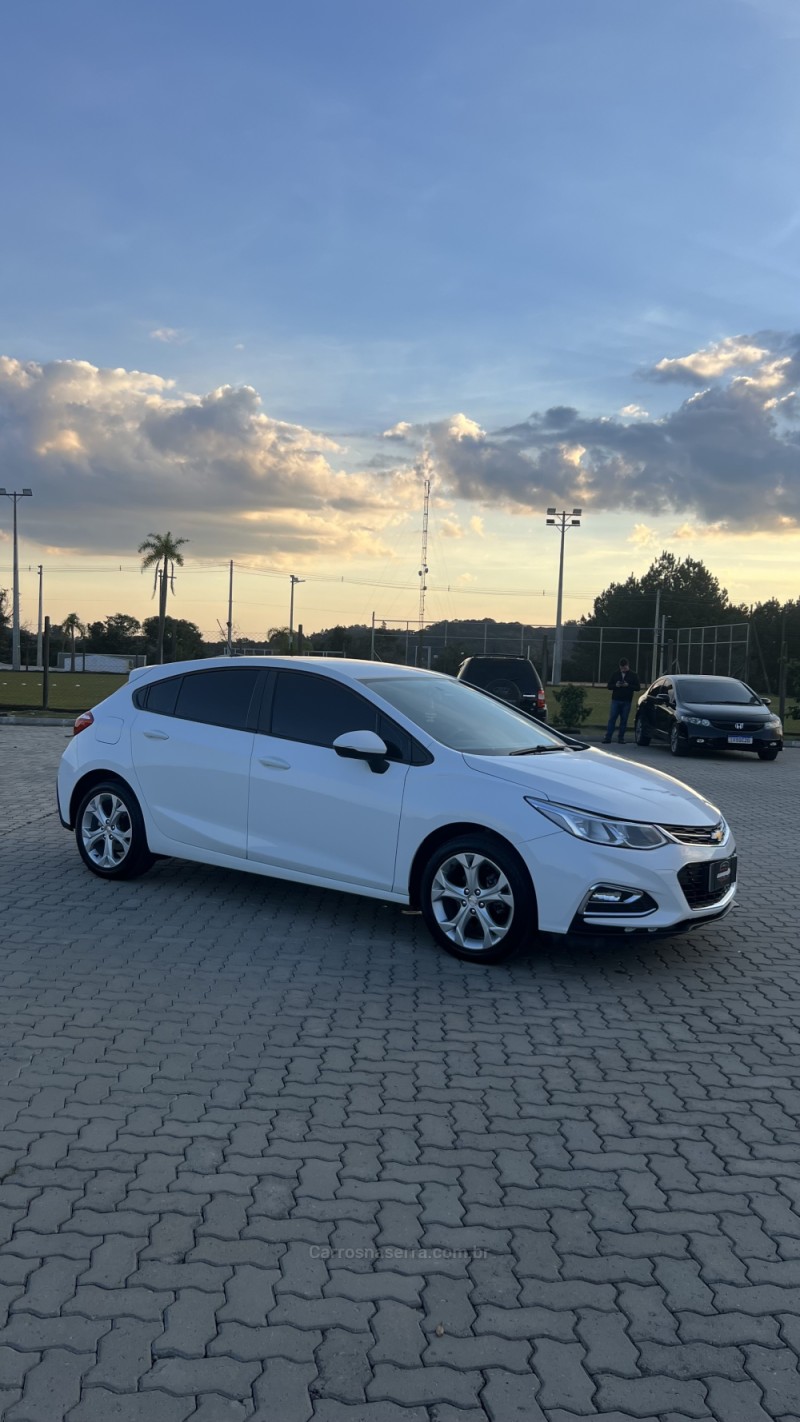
[128,656,447,686]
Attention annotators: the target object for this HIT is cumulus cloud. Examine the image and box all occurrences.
[385,333,800,531]
[620,403,649,419]
[0,356,417,555]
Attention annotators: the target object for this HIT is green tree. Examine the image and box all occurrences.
[566,553,742,683]
[142,616,204,663]
[86,613,143,655]
[138,532,189,664]
[61,612,85,671]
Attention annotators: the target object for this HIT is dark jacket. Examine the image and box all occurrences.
[606,669,640,703]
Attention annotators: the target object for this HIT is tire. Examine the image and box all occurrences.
[419,833,535,963]
[634,716,651,747]
[757,748,779,761]
[75,780,155,880]
[486,678,523,707]
[669,724,689,757]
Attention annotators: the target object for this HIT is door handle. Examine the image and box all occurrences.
[258,756,290,770]
[143,730,170,740]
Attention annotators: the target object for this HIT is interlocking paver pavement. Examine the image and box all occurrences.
[1,726,799,1421]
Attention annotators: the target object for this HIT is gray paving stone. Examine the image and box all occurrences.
[67,1389,195,1421]
[5,1348,93,1421]
[250,1358,317,1422]
[481,1367,548,1420]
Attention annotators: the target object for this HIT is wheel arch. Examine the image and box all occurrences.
[407,821,537,913]
[68,768,140,830]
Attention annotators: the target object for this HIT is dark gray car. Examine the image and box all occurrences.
[634,674,783,760]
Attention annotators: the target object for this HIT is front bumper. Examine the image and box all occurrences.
[687,727,782,753]
[520,829,738,936]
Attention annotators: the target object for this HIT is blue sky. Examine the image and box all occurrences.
[1,0,799,635]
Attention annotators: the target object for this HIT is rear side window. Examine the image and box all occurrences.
[173,668,260,731]
[138,676,182,716]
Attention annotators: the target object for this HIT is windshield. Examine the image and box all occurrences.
[360,675,564,754]
[679,678,764,706]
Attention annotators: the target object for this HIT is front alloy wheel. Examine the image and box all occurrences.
[419,833,534,963]
[76,781,154,880]
[669,723,689,756]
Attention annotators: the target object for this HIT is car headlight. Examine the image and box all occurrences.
[684,715,711,727]
[768,715,783,729]
[525,798,669,849]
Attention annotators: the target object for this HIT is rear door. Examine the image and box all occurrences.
[131,667,261,857]
[247,668,410,890]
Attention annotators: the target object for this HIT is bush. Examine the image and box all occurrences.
[552,684,591,731]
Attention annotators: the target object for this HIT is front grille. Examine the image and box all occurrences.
[678,859,736,909]
[709,718,764,732]
[662,822,725,846]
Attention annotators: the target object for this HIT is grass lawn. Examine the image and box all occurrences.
[0,671,127,713]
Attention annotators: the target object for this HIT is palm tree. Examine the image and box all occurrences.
[138,532,189,664]
[62,612,85,672]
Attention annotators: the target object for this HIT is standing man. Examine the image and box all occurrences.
[603,658,640,745]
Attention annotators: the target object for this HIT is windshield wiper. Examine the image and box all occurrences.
[509,745,564,756]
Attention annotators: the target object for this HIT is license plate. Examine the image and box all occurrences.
[728,735,752,744]
[710,857,736,892]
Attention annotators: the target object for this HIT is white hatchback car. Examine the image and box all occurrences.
[57,657,738,963]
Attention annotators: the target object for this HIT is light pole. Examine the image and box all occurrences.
[546,506,582,685]
[288,574,305,653]
[0,487,33,672]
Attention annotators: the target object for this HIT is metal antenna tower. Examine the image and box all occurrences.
[418,464,431,629]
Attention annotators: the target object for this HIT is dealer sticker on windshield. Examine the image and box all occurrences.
[728,735,752,744]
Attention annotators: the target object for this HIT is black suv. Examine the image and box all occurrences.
[456,656,548,721]
[635,674,783,760]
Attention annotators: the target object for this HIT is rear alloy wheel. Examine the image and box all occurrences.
[75,781,155,880]
[634,716,651,747]
[757,747,779,761]
[669,724,689,757]
[420,833,534,963]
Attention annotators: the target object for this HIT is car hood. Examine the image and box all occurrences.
[462,747,720,825]
[682,701,769,720]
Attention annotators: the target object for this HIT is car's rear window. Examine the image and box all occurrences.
[463,660,541,693]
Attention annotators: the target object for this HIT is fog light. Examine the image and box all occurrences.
[582,885,658,917]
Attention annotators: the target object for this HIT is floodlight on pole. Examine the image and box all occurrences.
[0,487,34,672]
[546,506,582,685]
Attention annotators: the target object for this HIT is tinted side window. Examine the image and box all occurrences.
[173,668,259,731]
[142,676,182,716]
[270,671,377,748]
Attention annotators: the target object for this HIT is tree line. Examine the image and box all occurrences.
[1,547,798,694]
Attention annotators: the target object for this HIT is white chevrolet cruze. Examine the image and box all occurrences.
[57,657,738,963]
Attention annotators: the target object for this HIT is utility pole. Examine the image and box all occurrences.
[778,606,788,725]
[288,574,304,653]
[651,587,661,683]
[546,507,582,684]
[418,473,431,665]
[226,560,234,655]
[36,564,43,668]
[0,487,33,672]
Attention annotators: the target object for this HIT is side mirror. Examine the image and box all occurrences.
[333,730,389,774]
[761,697,771,707]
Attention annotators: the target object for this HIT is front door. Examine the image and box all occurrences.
[247,669,409,890]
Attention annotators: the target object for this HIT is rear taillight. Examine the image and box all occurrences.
[537,690,546,709]
[73,711,94,737]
